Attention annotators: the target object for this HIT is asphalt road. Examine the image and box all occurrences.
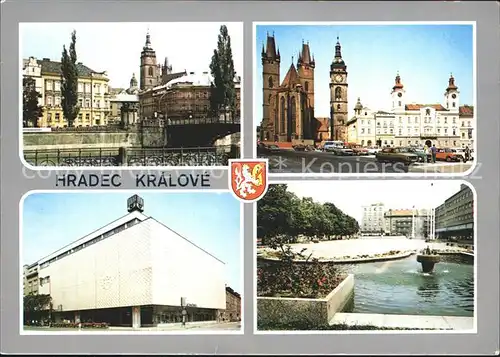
[259,150,411,174]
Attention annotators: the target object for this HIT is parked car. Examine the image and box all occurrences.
[292,144,307,151]
[375,147,419,165]
[435,148,465,162]
[323,140,344,152]
[366,147,380,155]
[350,145,369,156]
[332,146,354,156]
[257,143,280,155]
[406,147,429,163]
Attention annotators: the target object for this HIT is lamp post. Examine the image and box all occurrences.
[411,206,416,239]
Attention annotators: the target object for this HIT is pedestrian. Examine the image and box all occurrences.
[431,144,437,163]
[464,145,470,162]
[423,143,429,163]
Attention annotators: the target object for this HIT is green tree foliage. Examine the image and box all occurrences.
[22,77,44,127]
[23,294,52,324]
[209,25,237,117]
[257,184,360,247]
[60,30,80,127]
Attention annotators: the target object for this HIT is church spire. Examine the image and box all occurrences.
[143,30,153,50]
[330,36,346,71]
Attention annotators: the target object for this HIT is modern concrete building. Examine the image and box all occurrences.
[27,195,227,328]
[384,208,430,238]
[23,263,39,296]
[434,184,474,243]
[361,203,385,235]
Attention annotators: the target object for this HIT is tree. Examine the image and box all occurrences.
[22,77,43,127]
[60,30,80,127]
[257,185,360,247]
[209,25,237,118]
[23,294,52,324]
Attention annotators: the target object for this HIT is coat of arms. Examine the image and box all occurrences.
[229,159,269,202]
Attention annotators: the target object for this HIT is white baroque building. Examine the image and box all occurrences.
[33,195,227,328]
[347,73,474,148]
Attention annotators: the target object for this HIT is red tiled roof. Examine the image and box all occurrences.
[386,209,414,216]
[405,104,447,111]
[459,105,474,116]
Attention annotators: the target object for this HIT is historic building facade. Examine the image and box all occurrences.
[220,286,241,322]
[259,34,349,143]
[136,32,241,121]
[435,184,474,242]
[22,56,111,128]
[139,72,241,121]
[346,74,474,148]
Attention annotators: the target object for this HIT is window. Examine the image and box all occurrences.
[304,81,309,92]
[54,81,60,91]
[361,128,365,134]
[279,96,285,134]
[398,101,401,107]
[148,67,153,76]
[55,113,60,121]
[290,97,296,135]
[335,87,342,100]
[452,128,456,136]
[78,98,83,107]
[55,97,60,106]
[268,77,274,88]
[78,83,83,92]
[452,102,456,108]
[46,80,52,90]
[85,113,90,121]
[425,108,430,115]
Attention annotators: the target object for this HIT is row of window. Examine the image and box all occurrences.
[46,112,103,123]
[360,119,472,127]
[45,96,110,109]
[39,218,140,269]
[45,80,108,94]
[359,139,463,147]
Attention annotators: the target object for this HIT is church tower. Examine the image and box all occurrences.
[444,74,459,111]
[297,41,316,139]
[329,37,348,141]
[140,31,158,90]
[261,33,280,141]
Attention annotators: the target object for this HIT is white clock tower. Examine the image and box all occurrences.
[444,74,460,111]
[391,71,405,112]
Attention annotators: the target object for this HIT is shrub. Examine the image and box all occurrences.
[257,320,450,331]
[50,322,109,329]
[257,244,346,299]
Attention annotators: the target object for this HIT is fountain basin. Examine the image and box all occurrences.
[416,254,441,273]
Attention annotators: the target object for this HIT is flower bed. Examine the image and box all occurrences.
[257,247,347,299]
[260,249,410,264]
[50,322,109,329]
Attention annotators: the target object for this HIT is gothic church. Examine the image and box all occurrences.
[260,33,349,143]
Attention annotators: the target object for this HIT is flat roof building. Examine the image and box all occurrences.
[27,195,227,328]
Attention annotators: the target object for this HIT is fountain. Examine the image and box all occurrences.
[416,246,441,273]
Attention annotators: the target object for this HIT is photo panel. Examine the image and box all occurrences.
[20,191,243,334]
[255,181,476,333]
[20,22,243,169]
[254,22,476,176]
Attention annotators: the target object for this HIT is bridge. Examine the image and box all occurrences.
[165,116,240,147]
[23,145,239,167]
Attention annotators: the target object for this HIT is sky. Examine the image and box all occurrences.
[22,192,242,293]
[20,22,244,89]
[285,180,465,223]
[255,24,474,120]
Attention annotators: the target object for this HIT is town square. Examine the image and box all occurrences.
[255,23,475,174]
